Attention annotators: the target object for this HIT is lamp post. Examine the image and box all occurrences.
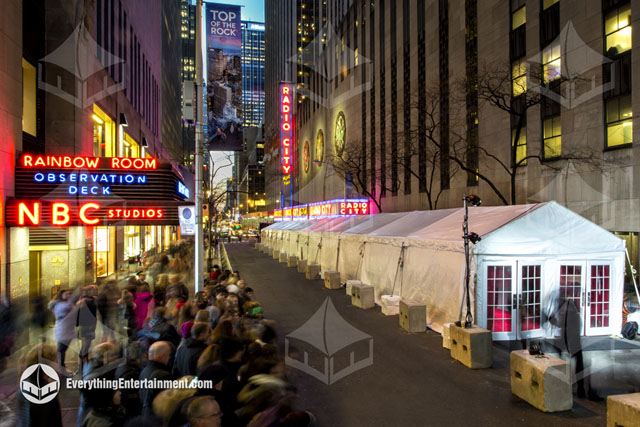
[462,194,482,328]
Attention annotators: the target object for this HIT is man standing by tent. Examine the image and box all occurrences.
[550,290,603,401]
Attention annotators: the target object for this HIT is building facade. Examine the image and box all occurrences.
[264,0,640,269]
[242,21,266,127]
[0,0,187,303]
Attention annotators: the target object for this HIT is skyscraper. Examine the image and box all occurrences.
[241,21,265,127]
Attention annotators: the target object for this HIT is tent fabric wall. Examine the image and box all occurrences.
[261,202,625,340]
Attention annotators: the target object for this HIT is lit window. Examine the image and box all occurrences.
[543,115,561,158]
[512,6,526,30]
[512,128,527,165]
[22,59,37,136]
[606,95,632,147]
[605,5,631,55]
[511,60,526,96]
[542,42,561,82]
[354,48,359,66]
[542,0,559,9]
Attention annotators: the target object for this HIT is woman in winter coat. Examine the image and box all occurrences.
[48,289,76,370]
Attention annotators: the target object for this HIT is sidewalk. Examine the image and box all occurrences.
[225,242,635,427]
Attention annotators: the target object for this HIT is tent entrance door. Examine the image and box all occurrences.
[486,262,544,341]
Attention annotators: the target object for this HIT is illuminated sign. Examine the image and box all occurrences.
[248,23,265,31]
[15,154,188,201]
[21,154,157,170]
[280,83,295,178]
[273,199,370,221]
[5,199,185,227]
[339,201,369,215]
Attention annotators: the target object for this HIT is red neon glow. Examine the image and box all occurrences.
[20,154,158,170]
[280,84,294,176]
[339,201,369,215]
[52,203,71,225]
[22,155,100,169]
[107,208,164,219]
[18,202,39,225]
[79,203,100,225]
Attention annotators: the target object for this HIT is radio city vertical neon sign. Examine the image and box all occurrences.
[280,83,294,178]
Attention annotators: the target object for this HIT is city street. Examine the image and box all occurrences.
[226,242,610,427]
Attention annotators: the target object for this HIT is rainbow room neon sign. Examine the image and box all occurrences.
[21,154,157,170]
[280,83,295,178]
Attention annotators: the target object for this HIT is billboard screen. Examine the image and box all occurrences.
[206,3,243,151]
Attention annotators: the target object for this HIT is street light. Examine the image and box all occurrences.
[462,194,482,328]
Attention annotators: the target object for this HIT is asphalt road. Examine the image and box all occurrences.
[226,242,608,427]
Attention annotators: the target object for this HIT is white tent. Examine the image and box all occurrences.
[262,202,625,340]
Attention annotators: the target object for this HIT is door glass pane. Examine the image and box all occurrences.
[590,265,610,328]
[521,265,541,331]
[487,265,513,332]
[559,265,582,311]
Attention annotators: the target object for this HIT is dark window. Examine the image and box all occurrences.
[439,0,450,190]
[370,2,376,196]
[390,3,398,195]
[540,2,560,47]
[466,0,479,186]
[418,0,427,193]
[403,0,411,194]
[603,53,631,98]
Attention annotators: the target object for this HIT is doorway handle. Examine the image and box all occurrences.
[512,294,517,310]
[587,292,591,306]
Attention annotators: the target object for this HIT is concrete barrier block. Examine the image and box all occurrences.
[399,300,426,332]
[279,252,288,263]
[381,295,401,316]
[272,250,280,260]
[346,280,361,295]
[297,259,308,273]
[351,283,375,309]
[287,256,298,267]
[267,248,273,256]
[607,393,640,427]
[510,350,572,412]
[449,325,492,369]
[442,323,453,349]
[324,270,342,289]
[306,264,321,280]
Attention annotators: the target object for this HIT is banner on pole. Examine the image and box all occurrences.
[179,206,196,235]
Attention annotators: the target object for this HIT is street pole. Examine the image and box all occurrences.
[194,0,204,293]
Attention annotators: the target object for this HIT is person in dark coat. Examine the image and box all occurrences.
[550,291,603,401]
[77,285,99,372]
[16,344,62,427]
[173,323,209,378]
[139,341,174,417]
[115,341,143,421]
[138,307,181,349]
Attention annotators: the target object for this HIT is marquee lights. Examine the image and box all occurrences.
[280,83,295,177]
[21,154,157,170]
[272,199,370,221]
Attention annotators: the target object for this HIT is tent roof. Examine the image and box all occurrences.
[369,209,460,237]
[341,212,409,235]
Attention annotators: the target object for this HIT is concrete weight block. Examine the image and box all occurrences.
[279,252,288,263]
[324,270,342,289]
[297,259,308,273]
[306,264,321,280]
[351,283,375,309]
[287,256,298,267]
[607,393,640,427]
[449,325,492,369]
[381,295,401,316]
[442,323,453,349]
[267,248,273,256]
[399,300,426,333]
[510,350,572,412]
[346,280,361,295]
[272,250,280,260]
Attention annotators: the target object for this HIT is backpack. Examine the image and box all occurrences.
[621,321,638,340]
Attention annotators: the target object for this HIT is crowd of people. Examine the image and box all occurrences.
[11,241,316,427]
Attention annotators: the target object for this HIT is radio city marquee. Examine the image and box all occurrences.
[272,199,370,221]
[6,154,192,227]
[280,83,294,185]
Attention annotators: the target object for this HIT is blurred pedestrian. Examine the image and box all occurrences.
[48,289,76,371]
[77,285,98,372]
[140,341,173,417]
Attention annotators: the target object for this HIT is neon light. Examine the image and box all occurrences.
[177,181,190,198]
[32,172,145,184]
[280,83,295,177]
[79,203,100,225]
[21,154,158,170]
[110,157,157,170]
[107,208,164,219]
[18,202,39,225]
[52,203,71,225]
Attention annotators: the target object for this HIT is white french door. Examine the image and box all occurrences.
[485,262,544,340]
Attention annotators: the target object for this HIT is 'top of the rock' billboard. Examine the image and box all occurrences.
[206,3,243,151]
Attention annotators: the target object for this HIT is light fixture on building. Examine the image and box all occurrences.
[141,137,149,147]
[119,113,128,127]
[92,114,104,124]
